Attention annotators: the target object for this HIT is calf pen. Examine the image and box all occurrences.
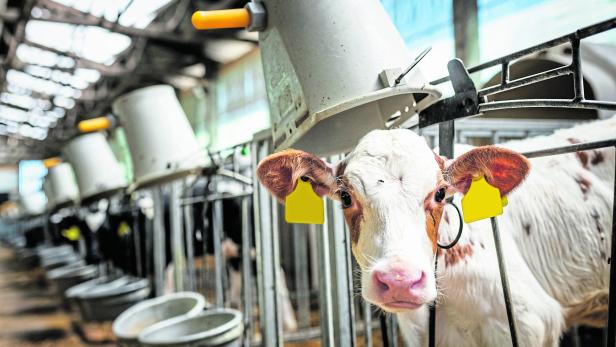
[147,17,616,347]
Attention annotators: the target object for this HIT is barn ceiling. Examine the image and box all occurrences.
[0,0,254,163]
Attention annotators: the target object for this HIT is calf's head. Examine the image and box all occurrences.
[257,129,529,313]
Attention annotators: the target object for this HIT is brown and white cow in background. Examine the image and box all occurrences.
[257,116,615,346]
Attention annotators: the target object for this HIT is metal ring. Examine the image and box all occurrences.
[437,199,464,249]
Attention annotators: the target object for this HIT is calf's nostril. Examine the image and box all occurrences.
[410,271,426,289]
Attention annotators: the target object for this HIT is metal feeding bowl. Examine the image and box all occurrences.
[40,249,83,270]
[65,275,131,317]
[138,309,243,347]
[46,264,99,305]
[70,277,151,322]
[112,292,207,347]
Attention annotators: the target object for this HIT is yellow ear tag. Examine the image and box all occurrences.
[285,178,324,224]
[62,226,81,241]
[117,221,131,237]
[461,176,508,223]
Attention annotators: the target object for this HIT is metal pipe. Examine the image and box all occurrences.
[212,199,225,307]
[363,301,373,347]
[490,217,519,347]
[151,187,166,296]
[170,180,186,292]
[132,207,143,277]
[293,224,311,329]
[318,201,335,346]
[521,139,616,158]
[241,196,253,347]
[479,65,572,98]
[570,38,585,101]
[605,147,616,347]
[183,198,196,292]
[479,99,616,112]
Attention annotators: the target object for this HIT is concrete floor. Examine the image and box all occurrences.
[0,247,113,347]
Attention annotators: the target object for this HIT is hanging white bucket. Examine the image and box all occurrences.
[112,85,206,190]
[64,132,128,204]
[47,162,79,208]
[257,0,441,155]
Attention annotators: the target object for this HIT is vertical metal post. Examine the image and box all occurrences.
[132,208,143,278]
[318,200,334,346]
[363,301,373,347]
[151,187,166,296]
[606,148,616,347]
[570,38,584,102]
[212,198,225,307]
[327,190,357,347]
[241,196,253,347]
[170,180,186,292]
[293,224,311,329]
[253,140,283,347]
[183,200,196,292]
[490,217,519,347]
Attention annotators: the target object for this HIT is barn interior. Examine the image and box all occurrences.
[0,0,615,346]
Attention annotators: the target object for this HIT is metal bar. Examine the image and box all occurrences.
[327,191,357,347]
[293,224,311,329]
[241,196,253,347]
[439,122,455,159]
[570,38,584,101]
[318,200,335,346]
[212,199,225,307]
[170,180,186,292]
[430,16,616,85]
[380,315,390,347]
[253,140,283,347]
[151,187,166,296]
[479,99,616,112]
[490,217,519,347]
[183,199,196,292]
[521,139,616,158]
[606,147,616,347]
[271,191,284,343]
[479,65,572,98]
[500,62,509,87]
[363,301,373,347]
[132,208,143,277]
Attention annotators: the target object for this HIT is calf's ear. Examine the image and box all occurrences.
[444,146,530,196]
[257,149,337,203]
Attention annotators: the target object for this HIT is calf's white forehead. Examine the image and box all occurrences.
[344,129,440,199]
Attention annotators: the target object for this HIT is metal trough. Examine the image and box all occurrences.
[66,275,131,317]
[46,264,99,306]
[112,292,207,347]
[138,309,243,347]
[71,277,151,322]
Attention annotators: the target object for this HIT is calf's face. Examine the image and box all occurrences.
[257,129,529,313]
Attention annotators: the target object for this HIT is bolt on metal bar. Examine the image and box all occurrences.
[212,198,225,307]
[490,217,519,347]
[606,148,616,347]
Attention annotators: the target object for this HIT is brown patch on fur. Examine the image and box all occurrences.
[257,149,335,202]
[444,146,530,196]
[567,138,590,168]
[437,244,474,268]
[424,192,444,253]
[564,289,608,328]
[575,175,592,196]
[591,151,605,165]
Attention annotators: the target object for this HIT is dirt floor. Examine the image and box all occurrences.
[0,246,114,347]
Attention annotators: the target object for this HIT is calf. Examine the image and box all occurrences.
[257,118,615,346]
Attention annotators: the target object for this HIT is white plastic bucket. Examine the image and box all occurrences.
[112,85,206,189]
[63,132,127,204]
[47,162,79,208]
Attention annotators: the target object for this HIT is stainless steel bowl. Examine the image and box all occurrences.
[113,292,207,347]
[46,264,99,304]
[75,277,151,322]
[66,276,130,317]
[138,309,243,347]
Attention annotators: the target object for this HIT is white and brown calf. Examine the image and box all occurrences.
[257,118,614,346]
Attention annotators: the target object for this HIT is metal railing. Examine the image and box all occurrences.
[418,16,616,347]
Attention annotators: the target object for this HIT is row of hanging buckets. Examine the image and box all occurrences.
[112,292,243,347]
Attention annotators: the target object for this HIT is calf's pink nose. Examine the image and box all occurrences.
[373,269,426,301]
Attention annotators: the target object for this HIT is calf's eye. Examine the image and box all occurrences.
[434,187,446,203]
[340,191,353,208]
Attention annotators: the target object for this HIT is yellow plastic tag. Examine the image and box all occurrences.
[461,176,508,223]
[285,179,324,224]
[62,226,81,241]
[117,221,131,237]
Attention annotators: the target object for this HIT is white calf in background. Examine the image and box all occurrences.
[257,117,615,346]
